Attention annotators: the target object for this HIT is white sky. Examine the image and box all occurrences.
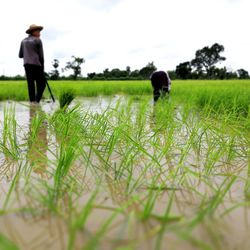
[0,0,249,76]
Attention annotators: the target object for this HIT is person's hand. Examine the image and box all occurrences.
[44,72,49,80]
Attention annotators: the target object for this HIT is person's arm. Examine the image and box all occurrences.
[18,42,23,58]
[37,39,44,69]
[166,72,171,92]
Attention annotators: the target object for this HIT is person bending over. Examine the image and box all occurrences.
[150,71,171,103]
[19,24,46,103]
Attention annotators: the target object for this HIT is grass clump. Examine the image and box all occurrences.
[59,89,75,109]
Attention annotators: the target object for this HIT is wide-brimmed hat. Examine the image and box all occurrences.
[26,24,43,34]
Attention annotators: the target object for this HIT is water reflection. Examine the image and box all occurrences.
[27,104,48,177]
[0,214,67,250]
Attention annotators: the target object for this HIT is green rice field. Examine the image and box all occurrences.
[0,80,249,250]
[0,80,249,116]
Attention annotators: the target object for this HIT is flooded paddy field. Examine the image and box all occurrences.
[0,96,249,250]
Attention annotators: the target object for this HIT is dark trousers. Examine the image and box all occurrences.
[24,64,46,103]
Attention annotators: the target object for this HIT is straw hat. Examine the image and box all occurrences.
[26,24,43,34]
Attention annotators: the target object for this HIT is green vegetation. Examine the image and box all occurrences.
[0,80,249,116]
[0,80,249,249]
[0,80,152,101]
[0,234,19,250]
[58,88,76,109]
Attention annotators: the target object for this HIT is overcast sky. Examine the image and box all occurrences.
[0,0,249,76]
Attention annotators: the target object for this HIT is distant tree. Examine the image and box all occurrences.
[49,59,60,80]
[87,67,134,80]
[110,68,128,79]
[130,70,141,79]
[111,68,120,78]
[237,69,249,79]
[0,75,8,80]
[191,43,226,79]
[87,72,96,79]
[175,62,192,79]
[14,75,26,80]
[139,62,157,79]
[0,75,25,80]
[103,68,110,79]
[167,70,177,80]
[86,63,158,81]
[94,73,106,80]
[64,56,85,80]
[211,67,228,80]
[226,70,238,79]
[126,66,131,76]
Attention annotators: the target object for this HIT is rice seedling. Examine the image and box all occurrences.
[0,233,18,250]
[58,89,76,109]
[0,105,20,161]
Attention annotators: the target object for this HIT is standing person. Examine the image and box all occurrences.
[19,24,46,103]
[150,71,171,103]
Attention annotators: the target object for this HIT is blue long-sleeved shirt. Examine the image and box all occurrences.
[19,35,44,67]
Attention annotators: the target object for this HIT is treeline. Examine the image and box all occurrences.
[169,43,249,80]
[169,67,249,80]
[1,43,249,80]
[49,59,158,80]
[87,43,249,80]
[87,62,157,80]
[0,75,26,80]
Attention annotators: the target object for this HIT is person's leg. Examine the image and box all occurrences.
[35,66,46,103]
[151,79,162,103]
[153,88,161,103]
[24,65,36,102]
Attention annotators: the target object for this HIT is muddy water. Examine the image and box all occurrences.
[0,98,249,250]
[0,96,122,124]
[0,188,249,250]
